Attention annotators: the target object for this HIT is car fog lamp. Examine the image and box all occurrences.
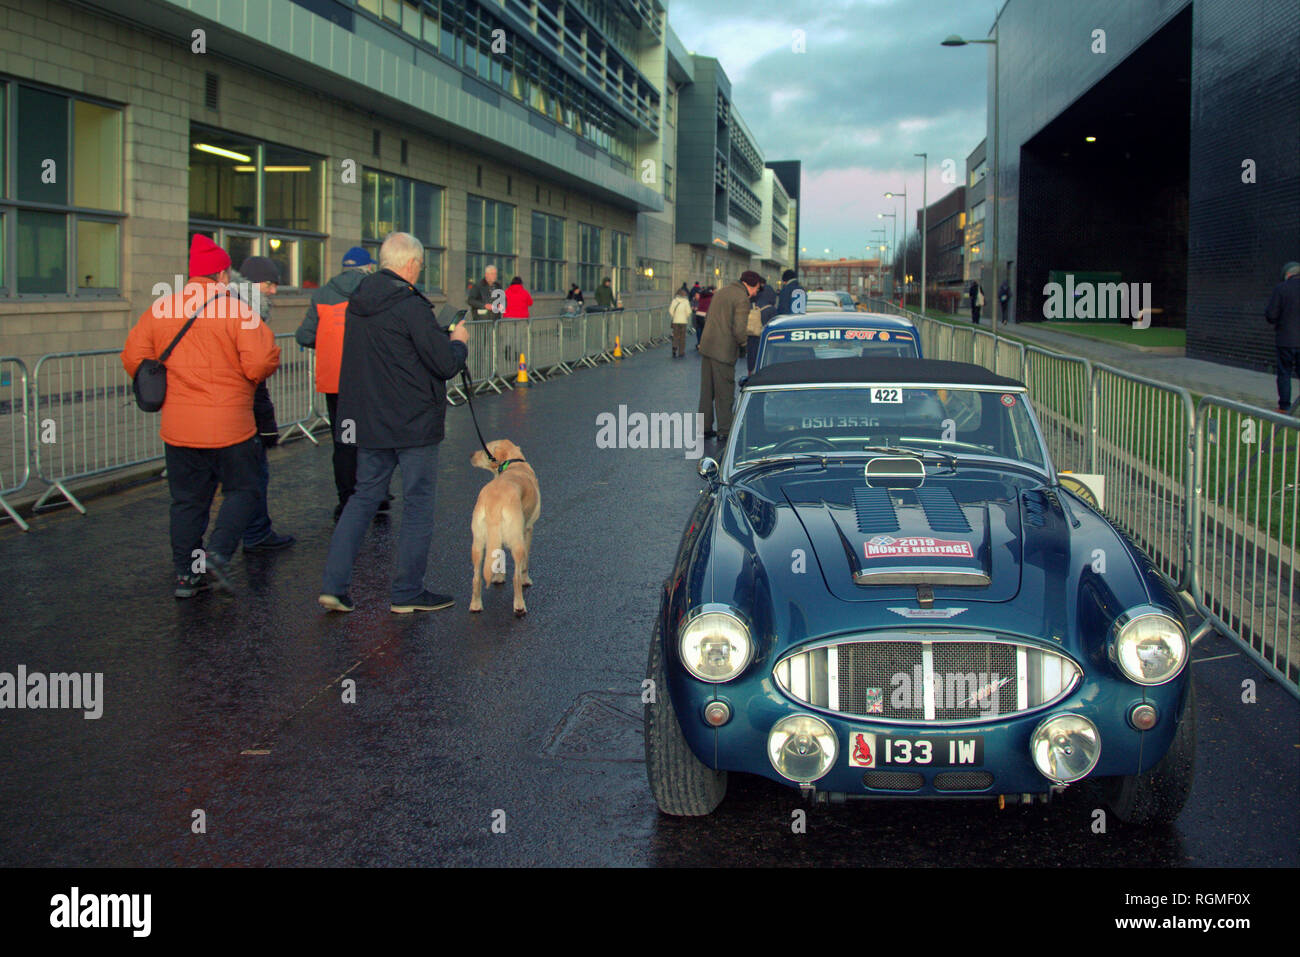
[1030,713,1100,784]
[1111,612,1187,685]
[703,701,732,726]
[679,610,752,683]
[767,714,837,782]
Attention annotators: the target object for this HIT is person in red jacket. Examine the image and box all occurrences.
[504,276,533,318]
[121,234,280,598]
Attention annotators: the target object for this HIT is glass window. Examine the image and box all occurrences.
[189,133,259,225]
[466,195,517,287]
[226,234,259,271]
[73,101,122,211]
[265,236,293,287]
[361,168,445,292]
[16,87,69,204]
[300,239,323,289]
[577,222,602,293]
[75,219,118,290]
[263,144,322,232]
[402,1,420,36]
[530,211,564,292]
[16,210,68,295]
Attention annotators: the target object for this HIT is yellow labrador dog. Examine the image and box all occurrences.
[469,439,540,617]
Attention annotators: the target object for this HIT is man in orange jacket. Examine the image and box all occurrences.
[121,234,281,598]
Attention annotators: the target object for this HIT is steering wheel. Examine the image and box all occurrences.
[773,435,838,453]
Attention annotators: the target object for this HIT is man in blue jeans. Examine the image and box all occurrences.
[319,232,470,613]
[1266,261,1300,414]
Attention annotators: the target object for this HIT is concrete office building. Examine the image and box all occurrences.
[987,0,1299,370]
[0,0,791,367]
[963,139,986,289]
[918,185,965,307]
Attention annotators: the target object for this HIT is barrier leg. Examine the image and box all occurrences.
[0,492,30,531]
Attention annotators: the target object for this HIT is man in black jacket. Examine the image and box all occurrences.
[319,232,470,614]
[775,269,805,316]
[1266,261,1300,413]
[467,264,500,319]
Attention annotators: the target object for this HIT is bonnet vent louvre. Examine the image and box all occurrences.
[915,487,971,532]
[853,487,899,533]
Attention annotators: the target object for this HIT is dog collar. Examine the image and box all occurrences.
[496,458,526,474]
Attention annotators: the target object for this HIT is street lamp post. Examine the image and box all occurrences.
[877,211,897,300]
[884,188,907,307]
[915,152,927,316]
[943,25,999,350]
[869,228,886,297]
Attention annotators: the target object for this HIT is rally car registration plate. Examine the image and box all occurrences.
[848,732,984,768]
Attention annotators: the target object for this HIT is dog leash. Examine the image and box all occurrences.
[457,366,526,473]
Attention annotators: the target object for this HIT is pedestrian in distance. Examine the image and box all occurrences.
[1265,260,1300,414]
[747,276,777,375]
[969,280,984,324]
[776,269,805,316]
[693,285,714,350]
[319,232,470,614]
[295,245,383,522]
[565,283,584,317]
[999,268,1012,325]
[594,277,615,312]
[689,281,702,312]
[669,285,692,358]
[699,271,762,443]
[504,276,532,319]
[468,263,501,320]
[121,234,280,598]
[230,255,294,553]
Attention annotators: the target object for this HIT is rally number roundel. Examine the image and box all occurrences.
[1058,473,1100,509]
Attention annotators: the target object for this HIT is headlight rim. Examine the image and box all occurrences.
[677,603,754,684]
[767,712,838,783]
[1108,606,1188,686]
[1029,711,1102,784]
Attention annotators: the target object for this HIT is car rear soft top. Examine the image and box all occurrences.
[743,356,1026,389]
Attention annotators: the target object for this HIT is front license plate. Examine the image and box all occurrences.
[847,732,984,768]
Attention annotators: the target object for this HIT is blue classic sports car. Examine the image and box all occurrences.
[753,312,922,371]
[646,358,1208,822]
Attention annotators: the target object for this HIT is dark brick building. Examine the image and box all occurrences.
[991,0,1299,371]
[918,186,966,297]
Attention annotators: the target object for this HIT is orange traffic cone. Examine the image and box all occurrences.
[516,353,531,386]
[613,335,623,359]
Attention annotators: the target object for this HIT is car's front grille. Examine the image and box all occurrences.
[934,771,994,791]
[774,635,1080,724]
[862,770,924,791]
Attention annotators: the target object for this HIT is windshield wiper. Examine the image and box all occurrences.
[731,452,829,474]
[861,445,959,469]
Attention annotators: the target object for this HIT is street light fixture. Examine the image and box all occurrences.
[943,27,1000,350]
[884,189,908,307]
[878,211,897,301]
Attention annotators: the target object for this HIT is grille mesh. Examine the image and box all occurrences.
[837,641,1018,721]
[934,771,994,791]
[862,770,924,791]
[839,641,925,720]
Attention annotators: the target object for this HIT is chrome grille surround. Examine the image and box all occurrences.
[773,634,1082,726]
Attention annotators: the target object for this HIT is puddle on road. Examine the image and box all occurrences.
[541,691,644,763]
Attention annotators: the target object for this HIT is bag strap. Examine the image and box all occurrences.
[159,292,227,363]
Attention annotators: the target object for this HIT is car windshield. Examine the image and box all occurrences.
[759,329,919,367]
[836,292,855,308]
[731,385,1049,471]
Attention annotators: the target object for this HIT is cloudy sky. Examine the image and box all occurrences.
[666,0,1000,261]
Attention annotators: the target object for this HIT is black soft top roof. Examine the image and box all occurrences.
[743,357,1025,389]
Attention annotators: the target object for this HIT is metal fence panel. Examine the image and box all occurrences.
[267,334,320,443]
[1023,346,1091,474]
[584,312,610,363]
[0,357,31,530]
[462,320,501,393]
[560,316,585,367]
[529,315,566,377]
[1193,398,1298,695]
[31,349,165,514]
[1091,363,1194,589]
[495,319,529,387]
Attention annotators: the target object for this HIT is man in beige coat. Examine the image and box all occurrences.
[699,270,762,441]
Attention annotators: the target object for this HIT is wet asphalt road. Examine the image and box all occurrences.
[0,342,1296,867]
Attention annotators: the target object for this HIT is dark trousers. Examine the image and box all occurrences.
[164,438,261,576]
[971,302,981,323]
[322,443,440,604]
[242,440,272,547]
[1278,345,1299,409]
[699,356,737,436]
[746,335,760,374]
[672,324,687,356]
[326,393,357,508]
[693,315,704,347]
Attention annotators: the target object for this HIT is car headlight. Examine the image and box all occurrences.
[768,714,837,782]
[1109,608,1187,685]
[678,606,753,683]
[1030,713,1100,784]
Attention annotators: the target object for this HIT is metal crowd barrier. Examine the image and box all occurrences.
[560,316,585,368]
[529,316,567,379]
[267,333,321,444]
[1,357,31,531]
[1091,364,1196,589]
[1023,346,1092,474]
[495,318,529,388]
[1192,398,1299,693]
[29,349,165,515]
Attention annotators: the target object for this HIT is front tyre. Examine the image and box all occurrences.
[1104,680,1196,825]
[644,616,727,816]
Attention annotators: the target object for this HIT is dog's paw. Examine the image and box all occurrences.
[491,574,506,585]
[513,605,527,618]
[522,576,533,588]
[469,601,483,613]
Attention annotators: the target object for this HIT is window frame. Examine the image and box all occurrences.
[529,210,565,294]
[360,166,446,294]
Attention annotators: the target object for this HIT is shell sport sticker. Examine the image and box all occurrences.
[864,535,975,559]
[1000,393,1017,407]
[850,732,877,768]
[879,331,890,341]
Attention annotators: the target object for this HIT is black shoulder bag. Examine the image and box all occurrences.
[132,293,223,412]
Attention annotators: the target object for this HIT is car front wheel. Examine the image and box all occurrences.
[644,616,728,816]
[1104,680,1196,826]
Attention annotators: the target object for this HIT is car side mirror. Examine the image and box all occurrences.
[698,457,720,486]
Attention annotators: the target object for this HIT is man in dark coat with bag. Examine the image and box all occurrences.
[698,270,762,442]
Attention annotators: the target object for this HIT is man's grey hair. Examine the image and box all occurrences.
[485,264,498,277]
[379,232,424,272]
[1284,261,1300,280]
